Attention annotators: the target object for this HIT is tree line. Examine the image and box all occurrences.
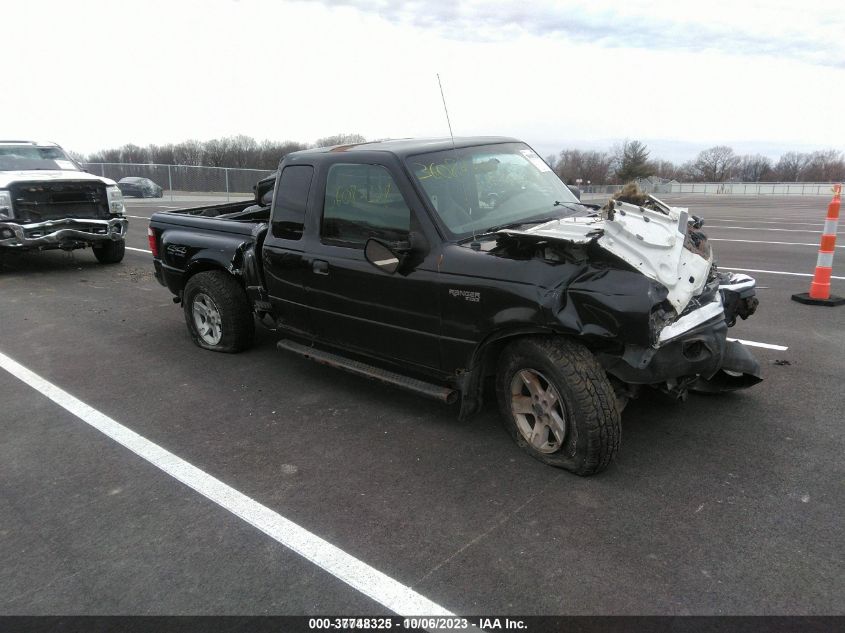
[81,133,366,170]
[547,141,845,185]
[81,134,845,184]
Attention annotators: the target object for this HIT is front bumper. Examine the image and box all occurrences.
[0,217,128,249]
[597,275,762,389]
[599,316,730,385]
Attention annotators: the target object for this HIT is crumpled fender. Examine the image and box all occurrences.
[552,266,668,349]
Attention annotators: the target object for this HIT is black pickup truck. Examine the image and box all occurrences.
[150,137,760,475]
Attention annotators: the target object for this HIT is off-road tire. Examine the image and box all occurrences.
[92,239,125,264]
[183,271,254,353]
[496,336,621,475]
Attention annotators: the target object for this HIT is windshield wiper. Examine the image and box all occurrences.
[553,200,585,213]
[460,216,562,242]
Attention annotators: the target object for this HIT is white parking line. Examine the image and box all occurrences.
[727,338,789,351]
[723,266,845,280]
[703,217,797,222]
[126,246,152,254]
[709,238,844,249]
[704,219,825,227]
[0,350,453,618]
[127,215,150,220]
[705,226,840,234]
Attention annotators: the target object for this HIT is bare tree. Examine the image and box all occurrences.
[202,137,232,167]
[119,144,150,164]
[773,152,808,182]
[148,144,177,165]
[99,148,122,163]
[737,154,772,182]
[650,159,679,180]
[173,140,204,166]
[260,140,309,169]
[802,150,844,182]
[672,161,697,181]
[555,149,613,186]
[314,133,366,148]
[227,135,259,168]
[692,146,740,182]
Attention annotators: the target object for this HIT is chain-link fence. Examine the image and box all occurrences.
[83,163,276,201]
[85,162,841,201]
[580,181,840,197]
[665,182,839,195]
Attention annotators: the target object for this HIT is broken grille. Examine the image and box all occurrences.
[10,181,108,222]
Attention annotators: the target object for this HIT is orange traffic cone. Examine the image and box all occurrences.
[792,183,844,306]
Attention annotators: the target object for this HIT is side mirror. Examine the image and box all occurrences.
[365,238,402,274]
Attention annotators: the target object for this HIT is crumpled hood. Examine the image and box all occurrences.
[500,198,712,314]
[0,170,116,189]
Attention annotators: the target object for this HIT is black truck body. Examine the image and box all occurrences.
[150,137,761,475]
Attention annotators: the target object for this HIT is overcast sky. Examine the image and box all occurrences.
[3,0,844,162]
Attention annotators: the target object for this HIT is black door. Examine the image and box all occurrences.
[305,161,442,372]
[262,165,315,337]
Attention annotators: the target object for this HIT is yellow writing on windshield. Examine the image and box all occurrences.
[413,158,469,181]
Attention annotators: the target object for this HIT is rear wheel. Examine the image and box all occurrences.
[92,239,125,264]
[497,337,621,475]
[183,271,254,353]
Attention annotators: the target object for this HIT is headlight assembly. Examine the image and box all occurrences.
[106,185,125,215]
[0,190,12,218]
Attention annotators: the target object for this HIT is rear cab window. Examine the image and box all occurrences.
[271,165,314,240]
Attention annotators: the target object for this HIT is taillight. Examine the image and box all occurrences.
[147,227,159,257]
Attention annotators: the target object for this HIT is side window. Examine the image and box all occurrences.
[271,165,314,240]
[322,163,410,247]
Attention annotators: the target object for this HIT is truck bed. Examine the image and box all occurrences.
[151,201,270,236]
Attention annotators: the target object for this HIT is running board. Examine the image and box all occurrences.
[277,339,458,404]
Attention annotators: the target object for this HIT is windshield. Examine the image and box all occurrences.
[0,145,79,171]
[407,142,581,240]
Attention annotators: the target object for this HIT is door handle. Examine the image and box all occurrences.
[312,259,329,275]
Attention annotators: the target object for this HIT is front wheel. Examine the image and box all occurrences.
[496,337,621,476]
[92,239,125,264]
[183,271,254,353]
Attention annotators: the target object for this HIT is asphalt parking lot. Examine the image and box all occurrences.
[1,194,843,616]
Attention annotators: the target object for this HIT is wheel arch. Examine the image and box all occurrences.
[177,258,243,302]
[458,325,563,419]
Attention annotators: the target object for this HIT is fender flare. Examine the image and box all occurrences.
[457,325,558,420]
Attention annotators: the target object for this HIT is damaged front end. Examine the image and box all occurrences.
[0,217,128,249]
[0,179,128,251]
[503,194,762,399]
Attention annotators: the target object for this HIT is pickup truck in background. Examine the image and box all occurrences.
[0,140,128,263]
[149,137,761,475]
